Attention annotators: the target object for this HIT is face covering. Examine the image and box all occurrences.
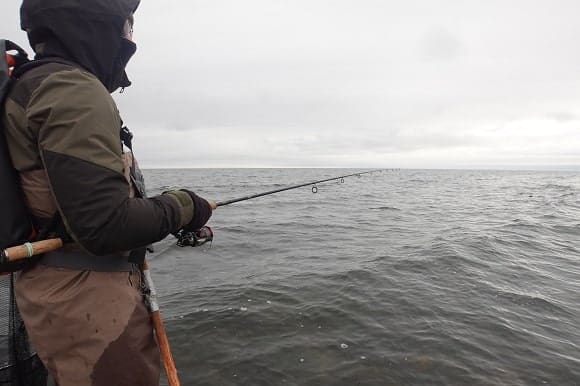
[110,37,137,92]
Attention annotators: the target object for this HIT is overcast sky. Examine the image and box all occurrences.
[2,1,580,169]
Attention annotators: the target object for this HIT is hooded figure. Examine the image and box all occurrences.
[21,0,139,92]
[2,1,214,385]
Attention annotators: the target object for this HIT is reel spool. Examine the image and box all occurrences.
[176,226,214,247]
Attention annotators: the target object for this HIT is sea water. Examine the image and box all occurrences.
[145,169,580,386]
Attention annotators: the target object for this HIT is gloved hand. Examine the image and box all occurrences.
[180,189,213,231]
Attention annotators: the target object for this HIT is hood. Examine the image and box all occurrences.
[20,0,140,92]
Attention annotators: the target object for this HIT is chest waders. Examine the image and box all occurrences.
[2,239,182,385]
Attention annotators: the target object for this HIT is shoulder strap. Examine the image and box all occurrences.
[1,40,29,71]
[2,40,78,105]
[11,57,77,79]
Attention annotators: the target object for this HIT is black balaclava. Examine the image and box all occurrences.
[20,0,140,92]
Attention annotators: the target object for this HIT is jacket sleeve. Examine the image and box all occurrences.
[26,68,194,255]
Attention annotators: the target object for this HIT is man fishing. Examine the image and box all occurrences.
[2,0,214,385]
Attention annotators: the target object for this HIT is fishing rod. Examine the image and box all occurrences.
[0,171,386,251]
[175,169,385,247]
[216,169,384,207]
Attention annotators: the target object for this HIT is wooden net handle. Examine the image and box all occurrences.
[2,238,63,261]
[143,260,180,386]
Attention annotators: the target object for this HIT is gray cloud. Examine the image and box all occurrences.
[2,0,580,169]
[546,112,578,123]
[422,27,465,61]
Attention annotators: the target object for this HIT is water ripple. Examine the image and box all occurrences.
[144,169,580,386]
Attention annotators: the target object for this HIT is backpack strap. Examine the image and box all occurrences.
[1,40,29,103]
[1,39,29,72]
[11,56,78,79]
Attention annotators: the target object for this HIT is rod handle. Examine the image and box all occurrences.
[3,238,63,261]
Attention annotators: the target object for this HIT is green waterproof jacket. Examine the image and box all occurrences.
[2,0,195,256]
